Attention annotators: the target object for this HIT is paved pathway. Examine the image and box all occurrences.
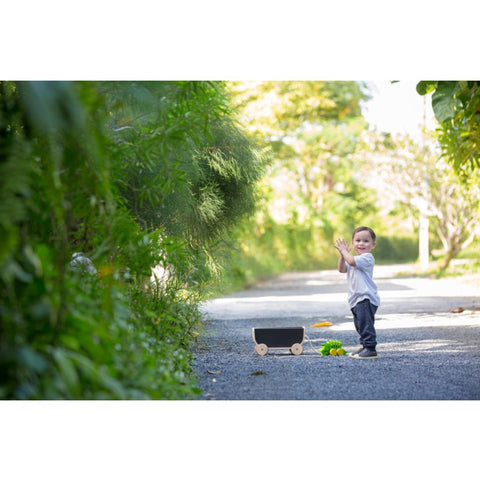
[192,265,480,400]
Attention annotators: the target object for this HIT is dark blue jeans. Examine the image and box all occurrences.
[351,299,378,351]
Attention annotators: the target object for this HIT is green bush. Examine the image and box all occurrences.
[374,235,418,264]
[209,214,336,296]
[0,81,263,399]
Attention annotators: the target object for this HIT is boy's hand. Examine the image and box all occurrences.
[335,238,351,254]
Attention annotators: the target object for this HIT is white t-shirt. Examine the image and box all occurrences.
[346,253,380,309]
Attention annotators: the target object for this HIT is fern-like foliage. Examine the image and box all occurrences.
[0,81,264,399]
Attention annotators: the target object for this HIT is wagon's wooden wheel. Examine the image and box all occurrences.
[290,343,303,355]
[254,343,268,356]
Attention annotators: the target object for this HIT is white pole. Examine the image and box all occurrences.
[419,211,429,269]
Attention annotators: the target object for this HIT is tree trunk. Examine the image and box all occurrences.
[440,244,462,271]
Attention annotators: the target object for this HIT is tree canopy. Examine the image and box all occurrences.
[417,81,480,178]
[229,81,374,232]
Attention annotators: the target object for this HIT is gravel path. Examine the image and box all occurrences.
[192,265,480,400]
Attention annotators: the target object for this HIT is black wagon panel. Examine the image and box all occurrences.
[253,327,304,348]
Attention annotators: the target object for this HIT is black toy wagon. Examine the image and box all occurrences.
[252,326,305,356]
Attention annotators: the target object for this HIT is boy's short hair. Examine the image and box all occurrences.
[352,226,376,242]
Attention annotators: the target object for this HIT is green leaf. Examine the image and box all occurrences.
[431,81,458,123]
[52,348,80,392]
[1,259,33,283]
[416,81,437,96]
[17,347,48,373]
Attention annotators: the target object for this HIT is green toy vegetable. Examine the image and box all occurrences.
[319,340,347,356]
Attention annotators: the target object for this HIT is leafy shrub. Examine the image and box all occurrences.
[0,81,263,399]
[374,235,418,264]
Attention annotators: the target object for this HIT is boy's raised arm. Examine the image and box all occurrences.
[337,254,347,273]
[335,238,356,273]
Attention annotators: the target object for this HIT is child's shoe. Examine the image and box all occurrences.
[351,348,378,359]
[348,346,364,357]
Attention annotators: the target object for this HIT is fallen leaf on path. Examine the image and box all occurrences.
[310,321,332,327]
[251,371,265,376]
[450,308,480,314]
[207,370,222,375]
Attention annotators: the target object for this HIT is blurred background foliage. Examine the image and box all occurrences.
[213,80,480,293]
[1,80,479,398]
[214,82,416,292]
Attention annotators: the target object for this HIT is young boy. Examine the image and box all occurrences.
[335,226,380,359]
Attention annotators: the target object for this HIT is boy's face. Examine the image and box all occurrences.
[352,230,376,255]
